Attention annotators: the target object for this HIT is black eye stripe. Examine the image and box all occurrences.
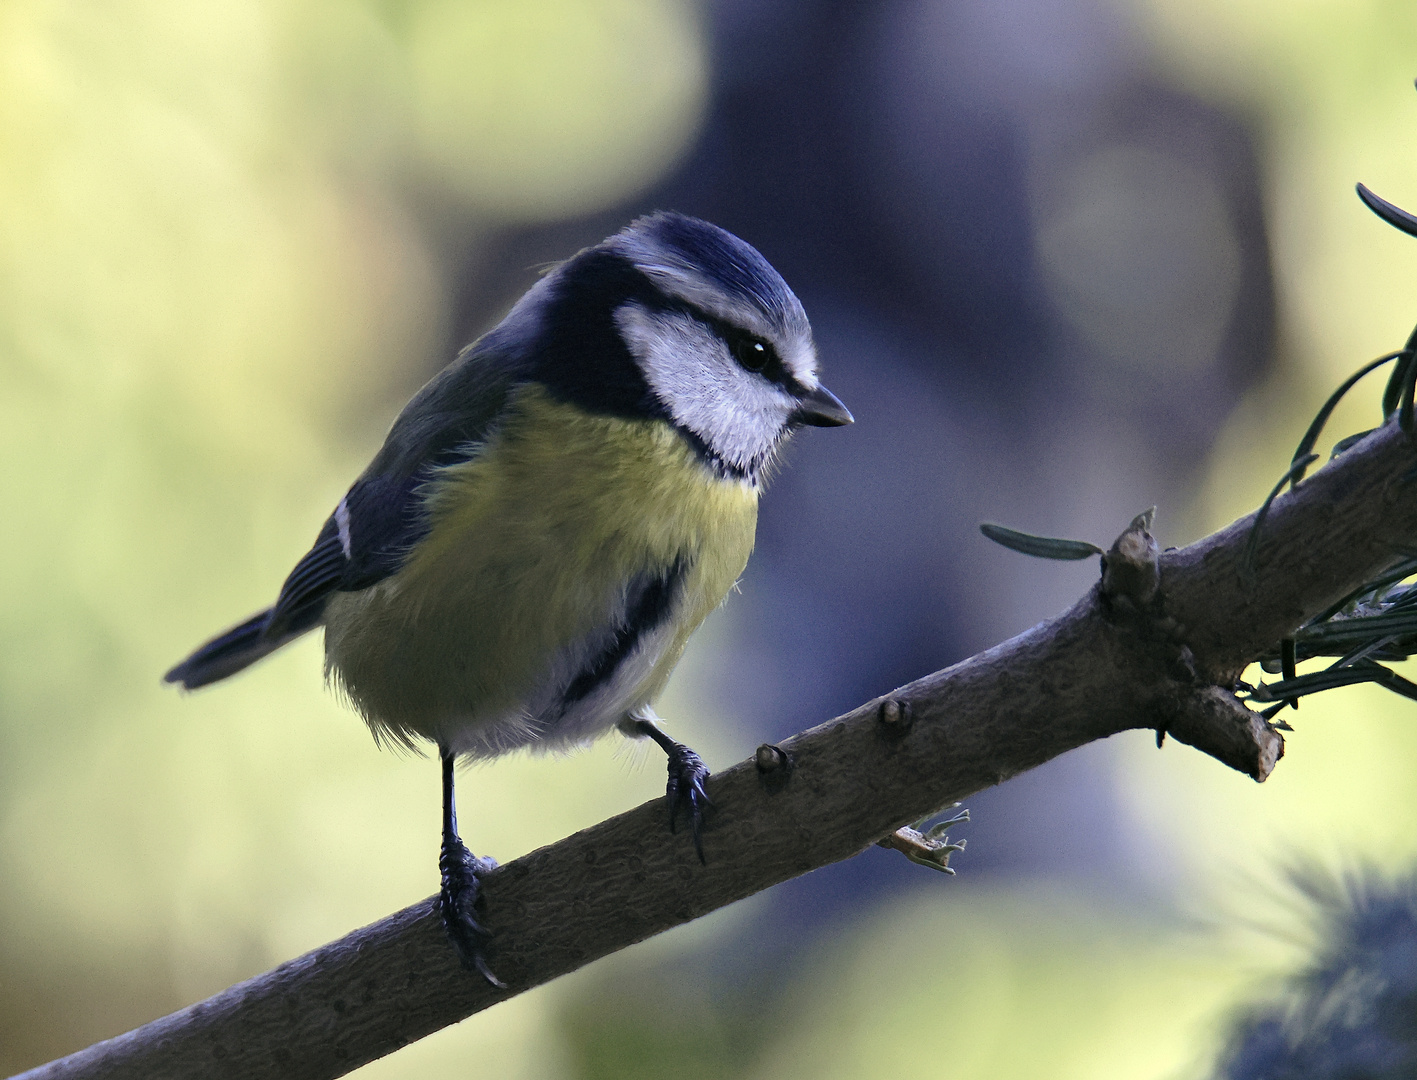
[657,297,801,391]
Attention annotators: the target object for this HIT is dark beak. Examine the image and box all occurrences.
[791,384,854,427]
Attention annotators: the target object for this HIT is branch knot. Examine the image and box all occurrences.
[1101,507,1160,610]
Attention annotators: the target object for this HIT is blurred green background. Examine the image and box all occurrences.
[2,0,1417,1076]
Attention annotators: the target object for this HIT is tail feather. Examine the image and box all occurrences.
[164,609,302,690]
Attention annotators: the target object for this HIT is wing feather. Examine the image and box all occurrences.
[167,339,527,689]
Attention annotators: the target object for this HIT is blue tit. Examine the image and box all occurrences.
[164,212,852,982]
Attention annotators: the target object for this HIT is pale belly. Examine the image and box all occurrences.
[321,388,759,757]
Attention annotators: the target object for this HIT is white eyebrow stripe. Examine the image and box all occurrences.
[335,497,353,559]
[643,269,780,338]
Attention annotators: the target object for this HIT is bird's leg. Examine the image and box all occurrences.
[623,708,713,863]
[438,749,504,987]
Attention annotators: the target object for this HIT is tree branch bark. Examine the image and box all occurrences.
[14,421,1417,1080]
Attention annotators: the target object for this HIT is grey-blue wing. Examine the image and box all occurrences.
[333,339,525,588]
[167,340,526,689]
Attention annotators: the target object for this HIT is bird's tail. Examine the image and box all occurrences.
[164,609,307,690]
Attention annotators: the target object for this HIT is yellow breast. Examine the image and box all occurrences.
[321,384,759,753]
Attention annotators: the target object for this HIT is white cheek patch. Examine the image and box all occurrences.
[639,266,777,339]
[615,303,798,475]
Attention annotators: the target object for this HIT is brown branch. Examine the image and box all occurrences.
[14,421,1417,1080]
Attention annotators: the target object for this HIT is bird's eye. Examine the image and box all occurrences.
[731,334,770,373]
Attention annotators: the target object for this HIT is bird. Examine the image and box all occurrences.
[164,211,853,983]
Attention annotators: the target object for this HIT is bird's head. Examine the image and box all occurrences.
[511,212,851,483]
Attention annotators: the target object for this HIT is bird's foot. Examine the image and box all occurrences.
[665,741,714,864]
[623,712,715,862]
[439,836,505,987]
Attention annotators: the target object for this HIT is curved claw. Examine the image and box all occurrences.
[665,742,713,864]
[1357,182,1417,239]
[439,838,506,988]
